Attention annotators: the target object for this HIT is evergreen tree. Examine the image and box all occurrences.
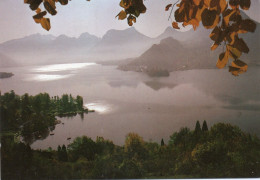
[57,145,62,161]
[202,120,208,132]
[195,121,201,133]
[61,144,68,162]
[161,138,165,146]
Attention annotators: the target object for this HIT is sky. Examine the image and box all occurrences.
[0,0,259,43]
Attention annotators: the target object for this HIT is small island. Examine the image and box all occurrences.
[0,91,92,141]
[0,72,14,79]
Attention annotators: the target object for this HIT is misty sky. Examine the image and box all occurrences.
[0,0,259,43]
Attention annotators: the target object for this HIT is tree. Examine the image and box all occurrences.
[161,138,165,146]
[61,144,68,162]
[68,136,97,161]
[23,0,256,76]
[124,133,147,159]
[202,120,208,132]
[195,120,202,133]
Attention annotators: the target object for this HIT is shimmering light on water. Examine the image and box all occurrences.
[24,74,73,81]
[32,63,96,72]
[84,102,113,114]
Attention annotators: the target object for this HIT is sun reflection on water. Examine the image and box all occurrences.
[24,74,73,81]
[32,63,96,72]
[84,102,113,114]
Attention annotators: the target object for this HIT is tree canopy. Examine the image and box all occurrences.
[23,0,257,75]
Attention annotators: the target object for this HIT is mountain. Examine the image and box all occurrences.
[0,53,19,67]
[0,33,101,65]
[0,27,154,65]
[119,15,259,74]
[118,37,218,74]
[0,12,258,66]
[89,27,154,61]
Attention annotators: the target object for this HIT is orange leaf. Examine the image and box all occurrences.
[165,4,172,11]
[40,18,51,31]
[172,21,180,29]
[216,50,229,69]
[193,0,201,6]
[211,43,219,51]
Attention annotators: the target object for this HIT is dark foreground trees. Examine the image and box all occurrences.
[2,121,260,179]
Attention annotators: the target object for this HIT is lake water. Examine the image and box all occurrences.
[1,63,260,149]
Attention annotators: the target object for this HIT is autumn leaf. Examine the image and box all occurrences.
[231,59,248,72]
[33,11,47,24]
[223,9,235,26]
[40,18,51,31]
[44,0,57,15]
[228,45,242,59]
[127,15,136,26]
[204,0,211,7]
[58,0,68,5]
[219,0,227,12]
[216,50,229,68]
[36,8,41,14]
[239,0,251,10]
[172,21,180,29]
[211,43,219,50]
[233,38,249,53]
[116,10,127,20]
[229,66,240,76]
[229,59,248,76]
[165,4,172,11]
[239,19,256,33]
[193,0,201,6]
[201,9,220,29]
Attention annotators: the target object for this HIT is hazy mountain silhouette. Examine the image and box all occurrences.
[89,27,154,61]
[0,33,101,65]
[119,12,259,74]
[118,37,218,73]
[0,11,258,67]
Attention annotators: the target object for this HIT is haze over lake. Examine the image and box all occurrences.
[1,62,259,149]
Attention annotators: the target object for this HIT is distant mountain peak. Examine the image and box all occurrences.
[160,37,181,45]
[78,32,99,39]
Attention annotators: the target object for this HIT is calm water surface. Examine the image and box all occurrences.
[1,63,259,149]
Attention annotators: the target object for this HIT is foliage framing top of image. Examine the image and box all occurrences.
[24,0,257,76]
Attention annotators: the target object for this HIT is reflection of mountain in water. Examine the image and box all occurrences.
[144,80,177,91]
[108,80,140,89]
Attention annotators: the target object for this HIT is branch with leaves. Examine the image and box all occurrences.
[24,0,256,76]
[164,0,256,76]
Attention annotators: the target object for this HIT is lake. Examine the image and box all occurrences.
[1,63,260,149]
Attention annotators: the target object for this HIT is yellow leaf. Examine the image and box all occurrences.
[228,45,242,59]
[40,18,51,31]
[216,50,229,69]
[116,10,127,20]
